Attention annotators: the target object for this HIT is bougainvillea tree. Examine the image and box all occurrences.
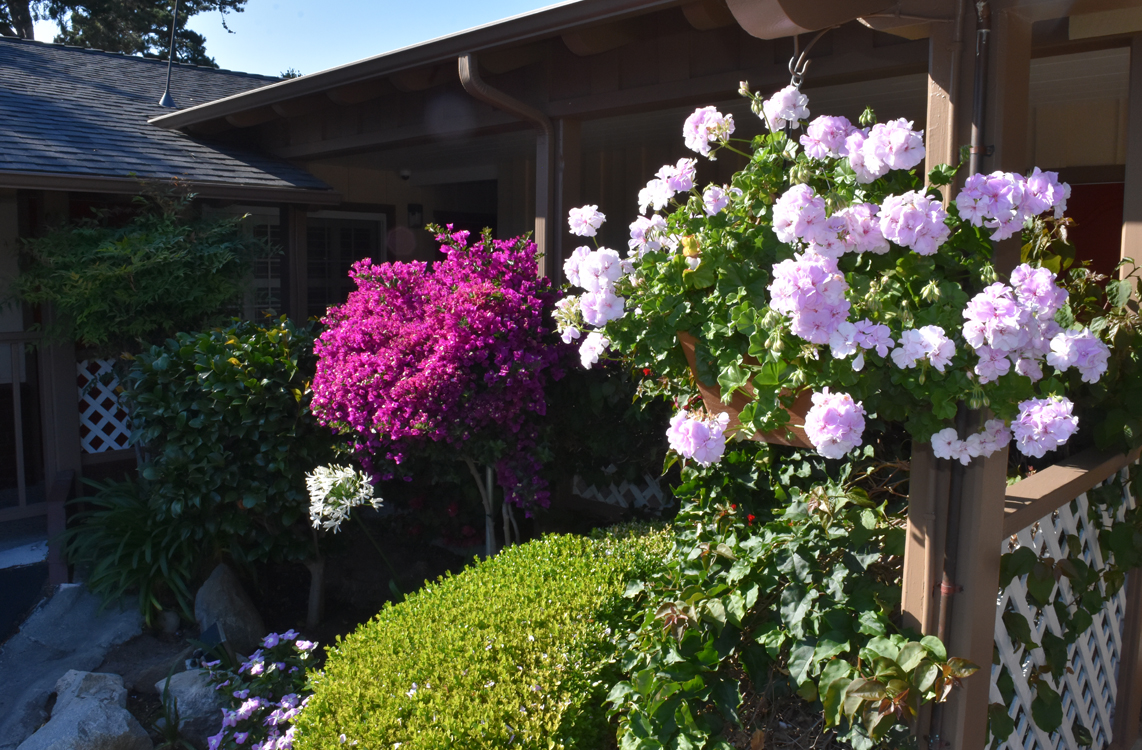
[311,228,561,556]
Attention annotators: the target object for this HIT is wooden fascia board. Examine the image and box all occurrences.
[147,0,689,132]
[0,170,341,205]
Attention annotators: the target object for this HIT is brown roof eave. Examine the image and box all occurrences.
[147,0,689,131]
[0,171,342,205]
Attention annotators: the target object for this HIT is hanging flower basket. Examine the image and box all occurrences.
[676,331,813,449]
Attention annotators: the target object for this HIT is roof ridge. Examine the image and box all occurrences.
[0,36,279,80]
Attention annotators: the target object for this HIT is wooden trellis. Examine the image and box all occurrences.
[991,477,1134,750]
[76,359,131,453]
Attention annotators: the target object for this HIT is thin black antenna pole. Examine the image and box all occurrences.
[158,0,179,107]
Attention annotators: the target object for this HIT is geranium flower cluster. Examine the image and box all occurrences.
[956,167,1070,240]
[1012,397,1079,458]
[205,631,317,750]
[961,264,1108,386]
[803,389,866,460]
[564,81,1109,468]
[931,419,1012,465]
[768,251,851,344]
[312,228,561,508]
[666,410,730,467]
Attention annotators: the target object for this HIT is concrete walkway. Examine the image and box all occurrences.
[0,584,141,749]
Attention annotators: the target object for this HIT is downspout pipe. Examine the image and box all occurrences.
[458,52,554,277]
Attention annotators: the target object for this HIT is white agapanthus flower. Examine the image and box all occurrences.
[306,464,382,533]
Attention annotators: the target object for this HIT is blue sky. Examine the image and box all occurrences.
[35,0,560,77]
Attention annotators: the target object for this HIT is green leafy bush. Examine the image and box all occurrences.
[293,524,670,749]
[125,317,335,566]
[61,478,199,624]
[10,192,262,355]
[608,448,973,750]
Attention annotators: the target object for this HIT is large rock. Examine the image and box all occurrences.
[0,584,143,750]
[95,634,191,694]
[154,669,225,750]
[16,670,151,750]
[194,564,265,656]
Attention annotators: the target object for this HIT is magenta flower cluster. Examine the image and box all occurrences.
[767,251,851,345]
[1012,397,1080,458]
[311,228,561,508]
[931,419,1012,465]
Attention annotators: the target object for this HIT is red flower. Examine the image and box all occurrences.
[447,501,460,517]
[747,514,756,526]
[642,368,652,377]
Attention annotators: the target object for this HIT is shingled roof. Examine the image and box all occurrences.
[0,37,336,202]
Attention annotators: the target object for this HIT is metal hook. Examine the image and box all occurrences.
[787,27,835,88]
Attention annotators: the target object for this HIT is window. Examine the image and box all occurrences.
[306,212,387,319]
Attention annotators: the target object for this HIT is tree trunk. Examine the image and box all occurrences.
[465,458,498,559]
[305,558,325,630]
[4,0,35,39]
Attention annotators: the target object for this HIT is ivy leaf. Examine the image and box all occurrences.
[1026,562,1057,607]
[1040,631,1069,680]
[1001,611,1037,649]
[999,547,1038,588]
[1031,683,1064,732]
[920,635,946,661]
[988,703,1016,742]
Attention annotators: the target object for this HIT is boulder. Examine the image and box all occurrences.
[95,633,191,694]
[194,564,265,656]
[154,669,225,750]
[0,584,143,750]
[16,670,151,750]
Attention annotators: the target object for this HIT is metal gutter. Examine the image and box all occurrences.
[148,0,688,131]
[458,52,554,275]
[0,170,341,204]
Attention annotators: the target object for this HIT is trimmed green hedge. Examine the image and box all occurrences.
[295,524,670,749]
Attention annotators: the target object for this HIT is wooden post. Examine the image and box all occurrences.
[901,443,952,637]
[1111,569,1142,749]
[1122,35,1142,286]
[535,130,554,279]
[554,118,581,287]
[940,446,1009,750]
[986,7,1032,274]
[924,6,974,201]
[46,470,73,585]
[286,206,308,322]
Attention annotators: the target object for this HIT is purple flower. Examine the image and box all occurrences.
[263,633,281,648]
[579,332,609,369]
[629,215,667,255]
[236,697,264,721]
[804,388,866,460]
[666,411,730,466]
[683,106,735,158]
[702,185,740,217]
[772,184,828,246]
[638,178,674,214]
[837,203,889,255]
[233,689,250,700]
[578,248,623,294]
[879,191,950,255]
[208,730,225,750]
[799,115,854,159]
[580,289,625,327]
[931,427,971,465]
[761,85,810,131]
[1013,397,1078,458]
[768,251,850,345]
[235,732,249,746]
[568,205,606,237]
[656,158,697,193]
[294,640,317,652]
[1047,329,1110,384]
[891,326,955,372]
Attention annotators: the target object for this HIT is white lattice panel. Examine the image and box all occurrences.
[572,471,667,511]
[77,359,131,453]
[991,472,1135,750]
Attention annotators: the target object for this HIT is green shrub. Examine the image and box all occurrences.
[294,524,670,749]
[61,478,199,624]
[125,317,335,566]
[10,191,262,356]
